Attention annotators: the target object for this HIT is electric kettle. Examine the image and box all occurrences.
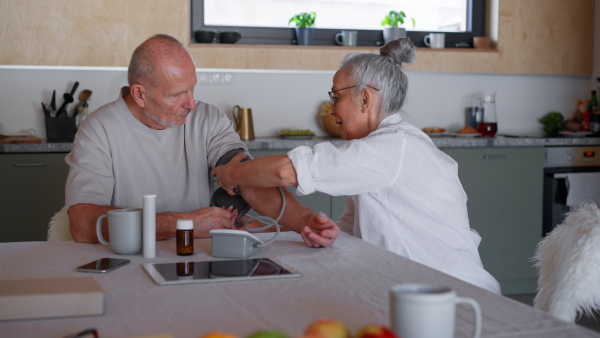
[232,105,255,140]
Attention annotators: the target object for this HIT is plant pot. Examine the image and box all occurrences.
[295,27,315,45]
[382,27,406,44]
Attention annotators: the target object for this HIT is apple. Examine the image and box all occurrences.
[354,325,398,338]
[304,319,351,338]
[248,329,289,338]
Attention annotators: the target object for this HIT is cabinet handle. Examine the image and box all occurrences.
[482,155,507,160]
[14,162,46,167]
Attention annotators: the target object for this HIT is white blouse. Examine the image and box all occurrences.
[288,113,501,293]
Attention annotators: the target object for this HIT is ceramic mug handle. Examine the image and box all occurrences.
[335,33,343,45]
[424,34,432,47]
[456,297,482,338]
[96,214,110,245]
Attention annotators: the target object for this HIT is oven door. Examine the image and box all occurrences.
[542,166,600,236]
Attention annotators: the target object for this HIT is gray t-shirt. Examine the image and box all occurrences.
[65,87,246,213]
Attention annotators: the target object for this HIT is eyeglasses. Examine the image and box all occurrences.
[328,85,379,107]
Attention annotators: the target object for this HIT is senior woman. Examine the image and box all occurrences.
[212,38,501,293]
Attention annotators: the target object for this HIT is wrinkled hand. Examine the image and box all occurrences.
[211,152,247,196]
[188,206,238,237]
[300,212,340,248]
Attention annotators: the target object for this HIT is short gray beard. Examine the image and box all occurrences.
[143,109,176,128]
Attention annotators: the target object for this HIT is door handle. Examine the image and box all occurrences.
[13,162,46,167]
[482,155,507,160]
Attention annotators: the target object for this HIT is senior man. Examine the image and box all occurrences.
[65,34,339,247]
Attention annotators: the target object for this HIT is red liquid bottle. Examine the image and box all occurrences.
[479,93,497,137]
[479,122,498,137]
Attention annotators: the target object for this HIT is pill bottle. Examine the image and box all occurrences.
[176,219,194,256]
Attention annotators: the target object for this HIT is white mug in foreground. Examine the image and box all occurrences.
[424,33,445,49]
[96,208,143,255]
[390,284,481,338]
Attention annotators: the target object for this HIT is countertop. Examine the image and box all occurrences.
[2,135,600,153]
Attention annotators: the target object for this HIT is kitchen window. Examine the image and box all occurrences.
[190,0,486,48]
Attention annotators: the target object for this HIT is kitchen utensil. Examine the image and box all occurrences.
[56,82,79,117]
[232,105,254,140]
[50,90,57,116]
[41,102,50,118]
[73,89,92,117]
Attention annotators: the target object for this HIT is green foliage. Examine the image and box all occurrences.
[538,112,564,132]
[288,12,317,28]
[381,10,416,28]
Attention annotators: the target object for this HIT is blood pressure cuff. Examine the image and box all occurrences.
[210,148,252,221]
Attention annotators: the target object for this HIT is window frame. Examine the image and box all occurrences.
[190,0,486,48]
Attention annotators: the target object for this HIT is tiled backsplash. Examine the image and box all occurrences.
[0,66,592,139]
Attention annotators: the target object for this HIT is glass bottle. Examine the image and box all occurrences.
[478,93,498,137]
[176,219,194,256]
[589,90,600,135]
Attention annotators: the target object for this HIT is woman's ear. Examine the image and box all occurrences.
[360,87,373,114]
[129,84,147,108]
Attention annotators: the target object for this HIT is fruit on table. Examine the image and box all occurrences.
[280,129,315,136]
[200,332,239,338]
[304,319,351,338]
[247,330,289,338]
[354,325,398,338]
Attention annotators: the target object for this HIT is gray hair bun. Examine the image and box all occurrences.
[380,38,416,66]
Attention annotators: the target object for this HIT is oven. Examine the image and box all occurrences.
[543,146,600,236]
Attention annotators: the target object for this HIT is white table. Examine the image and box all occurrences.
[1,232,598,338]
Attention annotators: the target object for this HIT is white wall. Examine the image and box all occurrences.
[0,66,591,139]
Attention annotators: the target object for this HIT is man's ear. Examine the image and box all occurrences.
[129,84,147,108]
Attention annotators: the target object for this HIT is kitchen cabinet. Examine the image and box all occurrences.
[0,153,69,242]
[441,147,544,295]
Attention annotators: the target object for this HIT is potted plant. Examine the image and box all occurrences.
[538,111,564,137]
[289,12,316,45]
[381,10,416,43]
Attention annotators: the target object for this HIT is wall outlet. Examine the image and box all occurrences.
[198,72,235,85]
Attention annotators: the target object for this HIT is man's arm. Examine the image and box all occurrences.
[68,203,238,243]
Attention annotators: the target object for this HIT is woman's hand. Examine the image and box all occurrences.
[300,212,340,248]
[211,152,247,195]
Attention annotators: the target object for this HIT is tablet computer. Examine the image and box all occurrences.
[143,258,301,285]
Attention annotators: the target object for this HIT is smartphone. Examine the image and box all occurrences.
[76,258,130,273]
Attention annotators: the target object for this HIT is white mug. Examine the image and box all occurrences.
[96,208,143,255]
[335,31,358,47]
[424,33,445,49]
[390,284,481,338]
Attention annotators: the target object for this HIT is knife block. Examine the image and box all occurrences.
[45,117,76,142]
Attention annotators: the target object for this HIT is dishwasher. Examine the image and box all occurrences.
[542,146,600,236]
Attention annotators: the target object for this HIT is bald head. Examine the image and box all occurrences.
[128,34,194,87]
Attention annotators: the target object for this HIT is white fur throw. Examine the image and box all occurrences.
[532,201,600,322]
[47,206,73,241]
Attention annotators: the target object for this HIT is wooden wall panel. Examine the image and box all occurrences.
[0,0,189,66]
[0,0,594,75]
[496,0,594,75]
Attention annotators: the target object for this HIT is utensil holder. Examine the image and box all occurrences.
[45,117,76,142]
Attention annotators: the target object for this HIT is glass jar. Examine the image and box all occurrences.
[479,93,498,137]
